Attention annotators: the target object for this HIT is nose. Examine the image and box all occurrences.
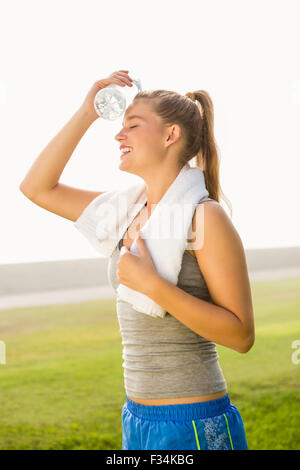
[114,128,126,142]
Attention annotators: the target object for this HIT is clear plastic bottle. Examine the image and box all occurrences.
[94,78,142,120]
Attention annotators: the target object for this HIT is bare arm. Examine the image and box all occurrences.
[19,71,133,221]
[19,106,103,222]
[19,106,97,198]
[145,202,255,353]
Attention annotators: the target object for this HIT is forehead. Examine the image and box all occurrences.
[122,102,151,126]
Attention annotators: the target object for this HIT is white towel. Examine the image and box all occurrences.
[74,163,209,318]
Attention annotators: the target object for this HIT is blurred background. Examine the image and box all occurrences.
[0,0,299,450]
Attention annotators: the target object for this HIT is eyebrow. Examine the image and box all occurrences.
[122,115,146,126]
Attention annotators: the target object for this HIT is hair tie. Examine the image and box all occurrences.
[186,92,195,101]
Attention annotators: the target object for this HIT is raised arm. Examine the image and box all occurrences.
[19,70,133,221]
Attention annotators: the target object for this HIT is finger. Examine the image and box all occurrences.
[117,71,133,79]
[113,77,132,87]
[114,72,134,86]
[111,78,126,87]
[136,234,148,254]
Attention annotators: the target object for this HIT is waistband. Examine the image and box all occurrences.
[126,393,231,421]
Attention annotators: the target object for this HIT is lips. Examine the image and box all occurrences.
[119,144,133,151]
[120,148,133,157]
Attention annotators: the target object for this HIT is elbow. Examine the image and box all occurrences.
[237,332,255,354]
[19,182,35,201]
[19,182,30,197]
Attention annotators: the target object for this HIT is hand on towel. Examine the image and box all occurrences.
[117,232,160,296]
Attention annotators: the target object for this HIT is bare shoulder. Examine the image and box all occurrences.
[189,200,233,250]
[191,199,236,250]
[190,199,254,343]
[190,199,246,273]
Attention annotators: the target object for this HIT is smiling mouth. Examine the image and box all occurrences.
[120,149,133,157]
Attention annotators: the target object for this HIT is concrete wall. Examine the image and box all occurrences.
[1,246,300,296]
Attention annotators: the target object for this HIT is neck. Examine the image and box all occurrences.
[143,164,185,213]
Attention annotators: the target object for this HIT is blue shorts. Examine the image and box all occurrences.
[121,393,248,450]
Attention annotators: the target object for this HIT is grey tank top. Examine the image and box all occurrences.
[107,199,227,399]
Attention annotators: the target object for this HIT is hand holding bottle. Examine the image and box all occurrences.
[80,70,134,120]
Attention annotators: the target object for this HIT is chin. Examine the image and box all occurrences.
[119,160,133,174]
[118,159,144,178]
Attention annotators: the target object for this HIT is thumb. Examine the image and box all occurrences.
[136,232,148,253]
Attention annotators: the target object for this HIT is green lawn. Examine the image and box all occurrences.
[0,277,299,450]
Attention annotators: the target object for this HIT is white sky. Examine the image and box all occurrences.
[1,0,299,264]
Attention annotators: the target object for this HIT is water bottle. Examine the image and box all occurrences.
[94,77,142,121]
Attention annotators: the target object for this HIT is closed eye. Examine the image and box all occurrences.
[130,125,138,129]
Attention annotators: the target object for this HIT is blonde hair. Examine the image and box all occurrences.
[133,89,232,218]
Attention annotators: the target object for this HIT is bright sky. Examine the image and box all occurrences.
[1,0,299,264]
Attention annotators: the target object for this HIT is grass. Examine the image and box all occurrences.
[0,278,299,450]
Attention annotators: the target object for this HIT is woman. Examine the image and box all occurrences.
[20,70,255,450]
